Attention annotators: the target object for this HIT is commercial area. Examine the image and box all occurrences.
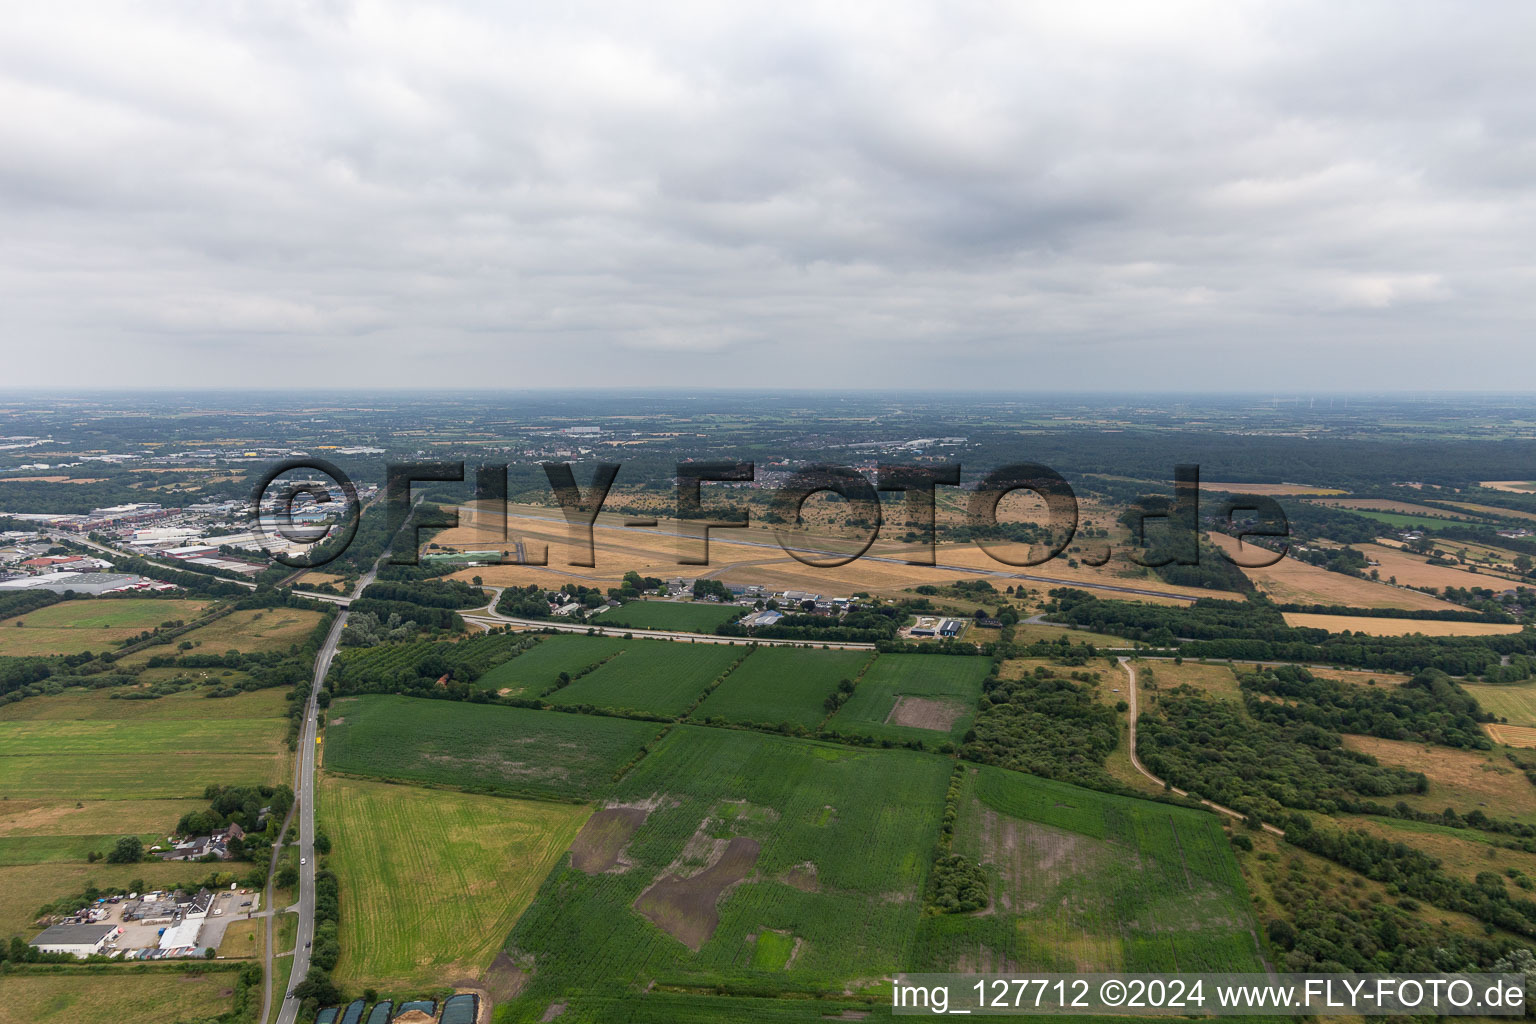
[28,887,258,960]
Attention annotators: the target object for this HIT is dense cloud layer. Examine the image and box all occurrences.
[1,1,1532,389]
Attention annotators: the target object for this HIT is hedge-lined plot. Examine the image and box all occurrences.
[0,700,289,800]
[500,726,951,1015]
[598,601,744,633]
[472,634,629,695]
[322,694,656,800]
[548,640,745,717]
[0,597,211,657]
[910,765,1263,974]
[827,654,990,744]
[321,775,589,989]
[692,647,871,729]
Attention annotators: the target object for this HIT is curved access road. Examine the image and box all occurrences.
[1119,657,1284,837]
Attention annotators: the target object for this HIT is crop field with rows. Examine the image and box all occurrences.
[548,640,745,716]
[320,775,590,988]
[500,726,951,1020]
[322,694,658,800]
[692,647,873,729]
[826,653,991,744]
[472,634,629,695]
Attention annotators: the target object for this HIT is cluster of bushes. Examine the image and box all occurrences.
[1261,847,1531,974]
[1241,666,1494,749]
[1050,588,1536,678]
[176,784,294,845]
[359,579,486,610]
[1287,819,1536,939]
[962,664,1120,789]
[495,583,606,619]
[1137,690,1426,824]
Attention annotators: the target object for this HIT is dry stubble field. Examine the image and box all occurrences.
[1281,612,1524,637]
[1208,533,1461,611]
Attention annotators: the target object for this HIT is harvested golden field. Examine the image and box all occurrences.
[1462,683,1536,727]
[1358,543,1522,592]
[115,607,325,667]
[1485,724,1536,748]
[1281,612,1524,637]
[1442,502,1536,524]
[442,503,1228,605]
[1305,666,1410,688]
[1341,736,1536,821]
[0,972,234,1024]
[1201,482,1346,495]
[0,475,106,484]
[295,570,345,587]
[321,775,591,989]
[1482,481,1536,493]
[1308,498,1477,519]
[1208,534,1460,611]
[1135,660,1241,701]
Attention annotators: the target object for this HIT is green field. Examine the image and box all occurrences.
[0,684,289,721]
[692,647,872,729]
[826,653,991,744]
[549,640,745,717]
[472,634,629,695]
[0,597,211,657]
[1338,508,1463,531]
[322,694,658,800]
[0,688,291,799]
[501,726,951,1019]
[599,600,744,633]
[0,832,160,865]
[321,775,590,988]
[910,765,1264,973]
[0,971,236,1024]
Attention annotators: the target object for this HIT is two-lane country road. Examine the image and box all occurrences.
[265,555,384,1024]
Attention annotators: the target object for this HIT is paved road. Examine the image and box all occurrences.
[267,558,383,1024]
[1119,657,1285,837]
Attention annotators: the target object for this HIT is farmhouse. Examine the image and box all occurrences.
[161,823,245,861]
[30,922,119,957]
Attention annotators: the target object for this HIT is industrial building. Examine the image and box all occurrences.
[29,922,120,957]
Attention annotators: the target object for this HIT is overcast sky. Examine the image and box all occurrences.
[2,1,1533,390]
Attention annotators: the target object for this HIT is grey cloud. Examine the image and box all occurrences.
[0,1,1532,389]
